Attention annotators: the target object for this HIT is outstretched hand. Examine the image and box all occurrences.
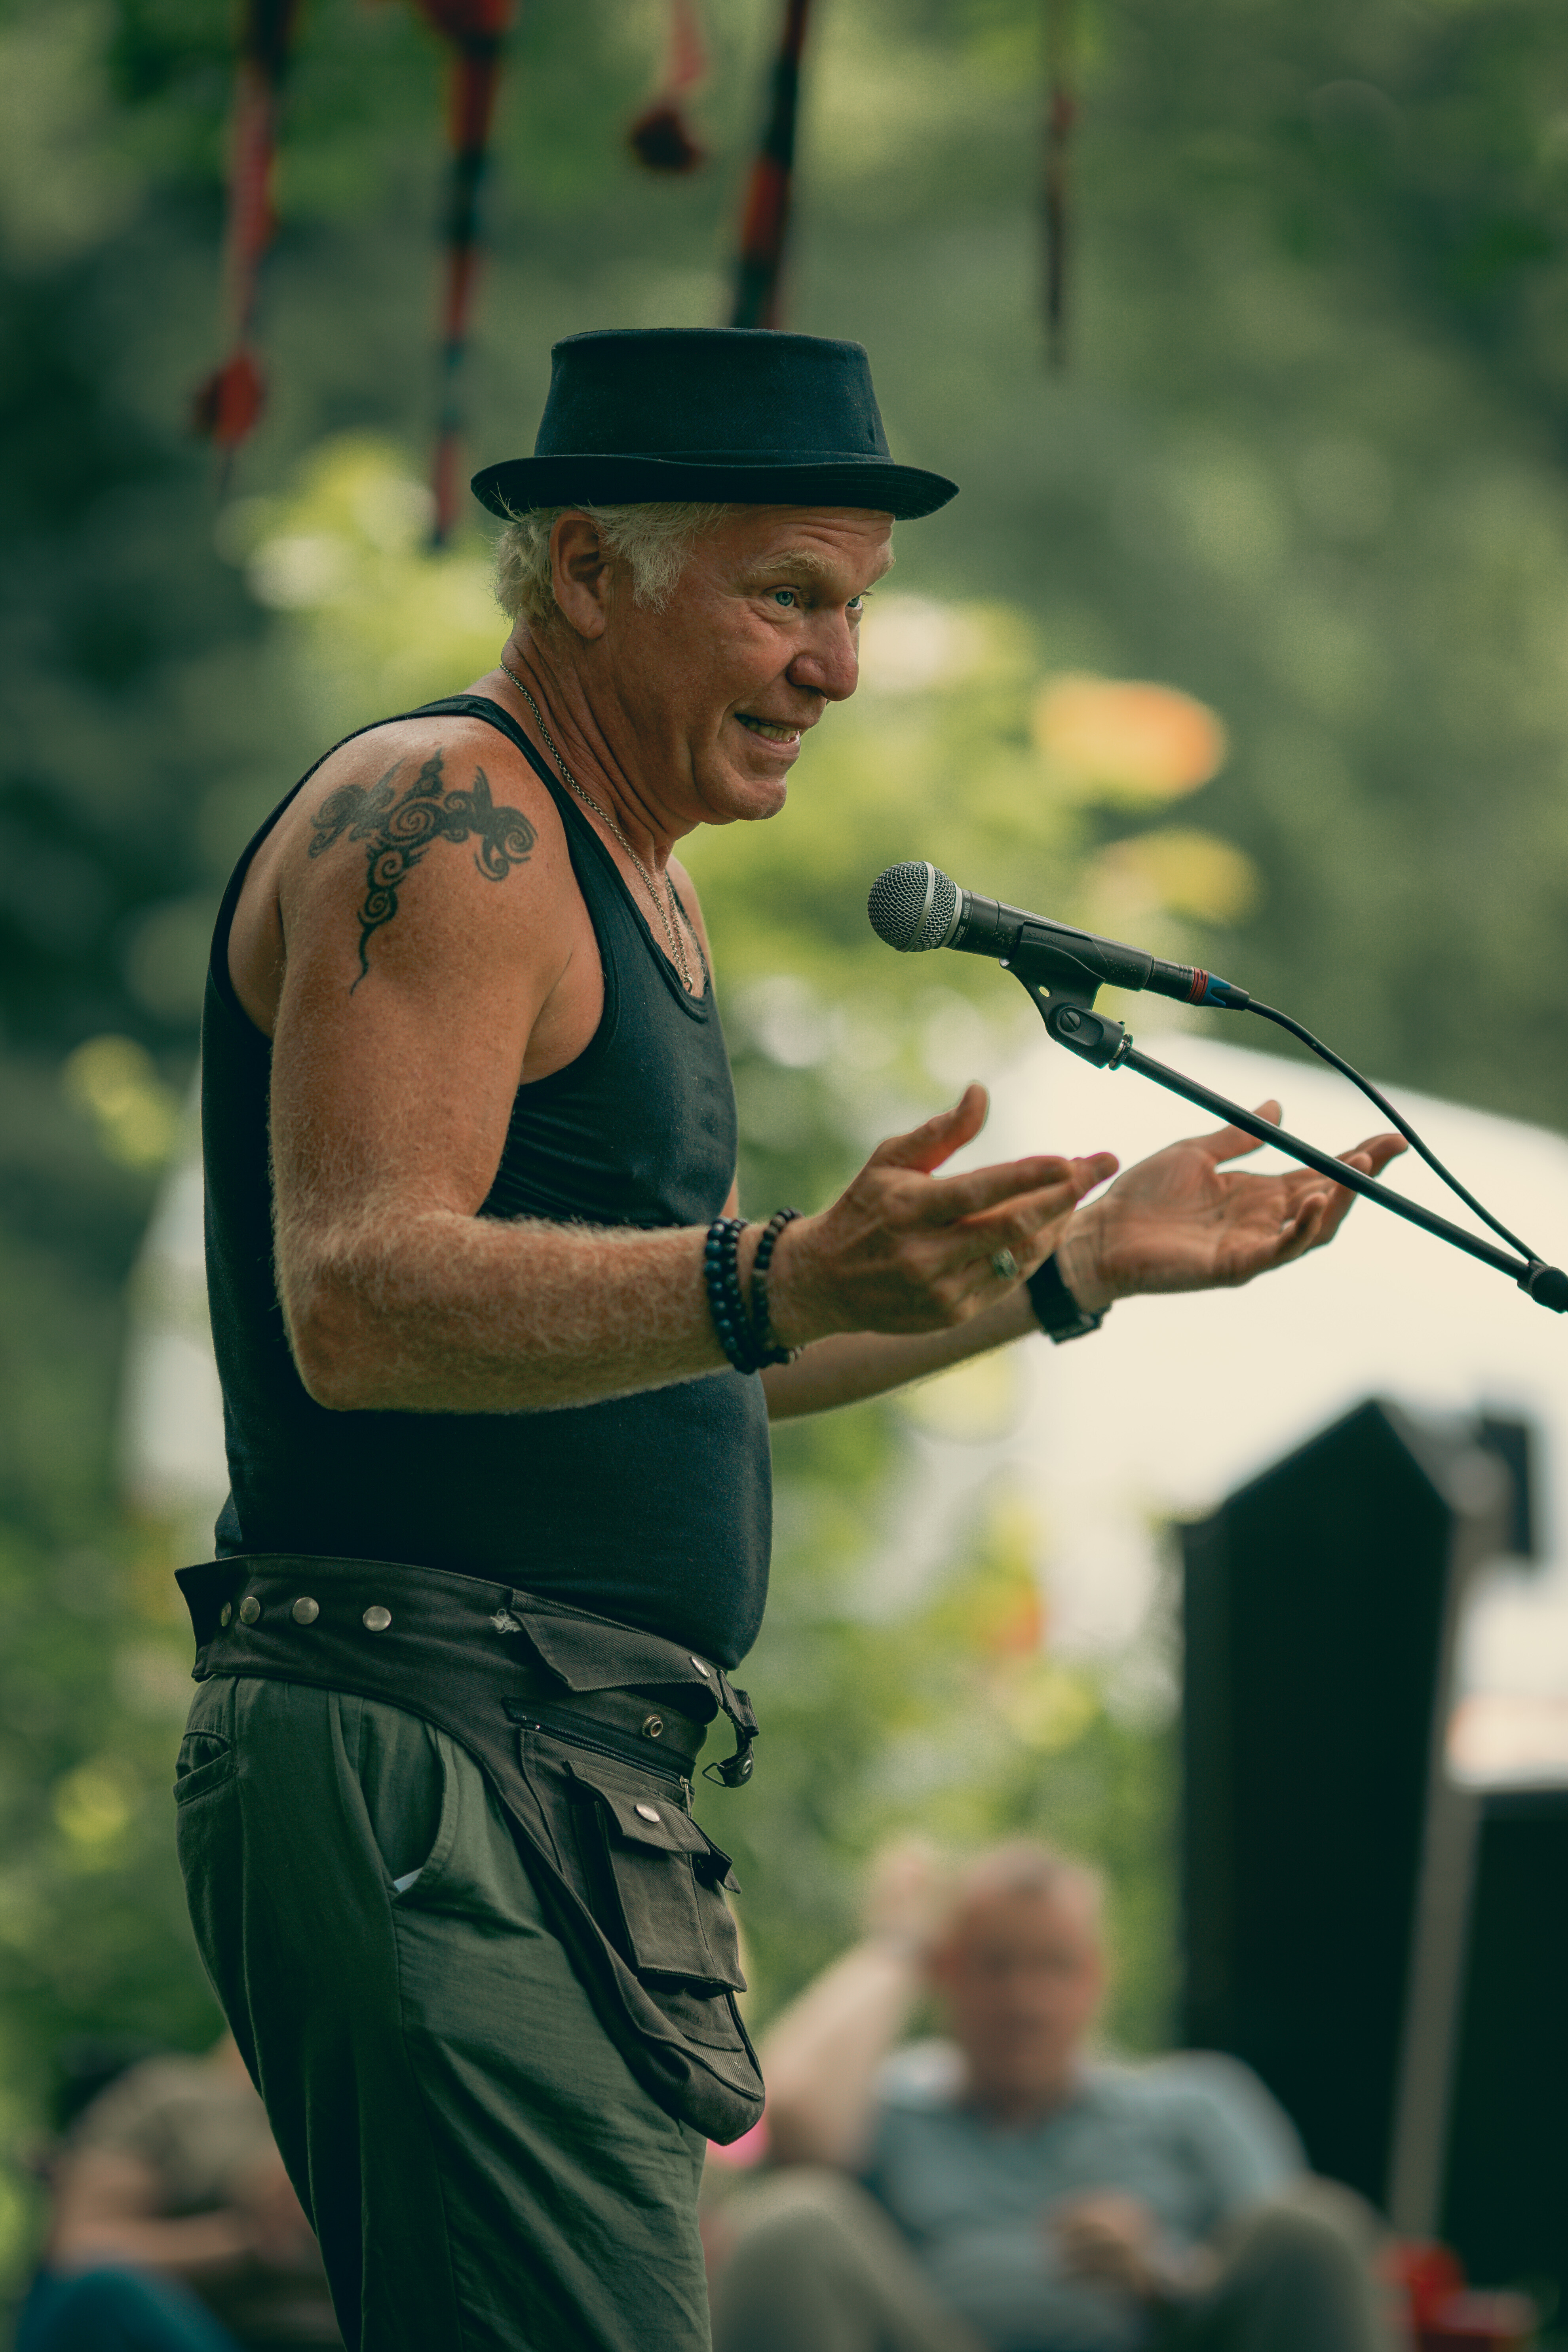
[1057,1101,1407,1314]
[769,1084,1119,1346]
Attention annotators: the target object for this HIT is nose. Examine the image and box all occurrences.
[787,610,861,704]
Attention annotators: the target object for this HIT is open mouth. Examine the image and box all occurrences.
[734,714,802,746]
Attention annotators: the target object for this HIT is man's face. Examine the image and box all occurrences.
[595,504,894,829]
[934,1885,1107,2112]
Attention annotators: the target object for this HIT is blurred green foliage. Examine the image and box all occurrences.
[1,0,1568,2296]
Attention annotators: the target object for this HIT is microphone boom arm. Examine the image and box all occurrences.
[1004,954,1568,1311]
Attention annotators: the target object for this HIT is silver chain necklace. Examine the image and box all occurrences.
[500,656,698,994]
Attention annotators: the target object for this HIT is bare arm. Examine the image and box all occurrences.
[763,1289,1036,1420]
[759,1842,948,2169]
[268,728,1108,1413]
[760,1942,927,2169]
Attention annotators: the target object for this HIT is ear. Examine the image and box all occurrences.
[550,515,615,641]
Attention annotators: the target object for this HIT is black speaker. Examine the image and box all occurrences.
[1180,1399,1511,2207]
[1440,1787,1568,2308]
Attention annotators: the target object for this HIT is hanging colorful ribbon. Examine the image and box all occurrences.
[628,0,708,176]
[413,0,518,544]
[192,0,303,470]
[1041,0,1077,371]
[730,0,813,330]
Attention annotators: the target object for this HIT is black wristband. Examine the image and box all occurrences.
[749,1208,800,1366]
[1026,1252,1106,1344]
[704,1216,764,1375]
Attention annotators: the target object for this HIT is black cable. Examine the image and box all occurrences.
[993,922,1545,1269]
[1244,1000,1539,1264]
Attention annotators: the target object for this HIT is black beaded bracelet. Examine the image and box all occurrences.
[749,1207,801,1366]
[703,1215,764,1375]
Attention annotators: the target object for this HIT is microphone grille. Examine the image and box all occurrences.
[867,861,959,953]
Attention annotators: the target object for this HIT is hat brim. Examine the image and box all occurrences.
[470,453,958,524]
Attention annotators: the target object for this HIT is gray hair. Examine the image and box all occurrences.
[948,1840,1106,1934]
[493,502,737,631]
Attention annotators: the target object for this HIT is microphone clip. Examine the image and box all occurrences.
[998,950,1130,1070]
[1044,999,1130,1069]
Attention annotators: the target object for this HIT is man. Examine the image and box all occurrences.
[21,2036,340,2352]
[175,328,1400,2352]
[713,1842,1391,2352]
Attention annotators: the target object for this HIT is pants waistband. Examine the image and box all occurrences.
[176,1552,757,1787]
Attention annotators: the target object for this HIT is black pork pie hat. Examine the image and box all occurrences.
[470,329,958,522]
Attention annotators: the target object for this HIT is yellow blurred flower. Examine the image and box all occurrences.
[63,1036,180,1169]
[1088,828,1262,930]
[997,1660,1100,1753]
[54,1758,139,1847]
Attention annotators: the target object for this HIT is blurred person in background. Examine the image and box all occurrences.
[19,2035,341,2352]
[710,1841,1391,2352]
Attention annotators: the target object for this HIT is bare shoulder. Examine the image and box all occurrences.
[234,712,581,1031]
[286,712,567,947]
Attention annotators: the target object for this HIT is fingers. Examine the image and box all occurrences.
[1277,1192,1334,1256]
[1193,1099,1282,1165]
[930,1149,1118,1226]
[1277,1131,1408,1250]
[897,1167,1104,1320]
[958,1182,1096,1264]
[1267,1157,1378,1265]
[870,1084,989,1176]
[1347,1131,1406,1177]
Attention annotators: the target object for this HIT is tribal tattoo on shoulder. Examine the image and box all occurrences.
[308,747,537,989]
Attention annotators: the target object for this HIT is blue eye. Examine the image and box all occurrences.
[772,588,797,608]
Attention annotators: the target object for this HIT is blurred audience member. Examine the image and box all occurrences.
[711,1840,1391,2352]
[20,2035,340,2352]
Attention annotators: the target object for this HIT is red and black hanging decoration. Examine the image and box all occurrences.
[1041,0,1077,371]
[730,0,813,330]
[414,0,517,544]
[192,0,303,470]
[628,0,709,177]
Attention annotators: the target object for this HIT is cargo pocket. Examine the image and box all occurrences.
[567,1761,746,1993]
[338,1692,453,1901]
[173,1729,237,1806]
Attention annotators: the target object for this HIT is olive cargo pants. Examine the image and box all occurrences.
[175,1676,711,2352]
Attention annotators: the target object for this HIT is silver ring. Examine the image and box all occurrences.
[990,1248,1020,1282]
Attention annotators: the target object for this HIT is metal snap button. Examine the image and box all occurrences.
[238,1595,261,1626]
[291,1596,320,1626]
[634,1803,661,1823]
[641,1713,664,1740]
[362,1605,392,1633]
[690,1655,712,1678]
[219,1602,233,1628]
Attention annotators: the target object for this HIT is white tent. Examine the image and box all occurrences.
[900,1028,1568,1780]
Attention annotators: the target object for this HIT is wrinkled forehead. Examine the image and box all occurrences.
[708,503,896,586]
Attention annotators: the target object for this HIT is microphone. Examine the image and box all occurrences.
[867,859,1251,1011]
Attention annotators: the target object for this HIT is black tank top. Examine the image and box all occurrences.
[202,695,771,1668]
